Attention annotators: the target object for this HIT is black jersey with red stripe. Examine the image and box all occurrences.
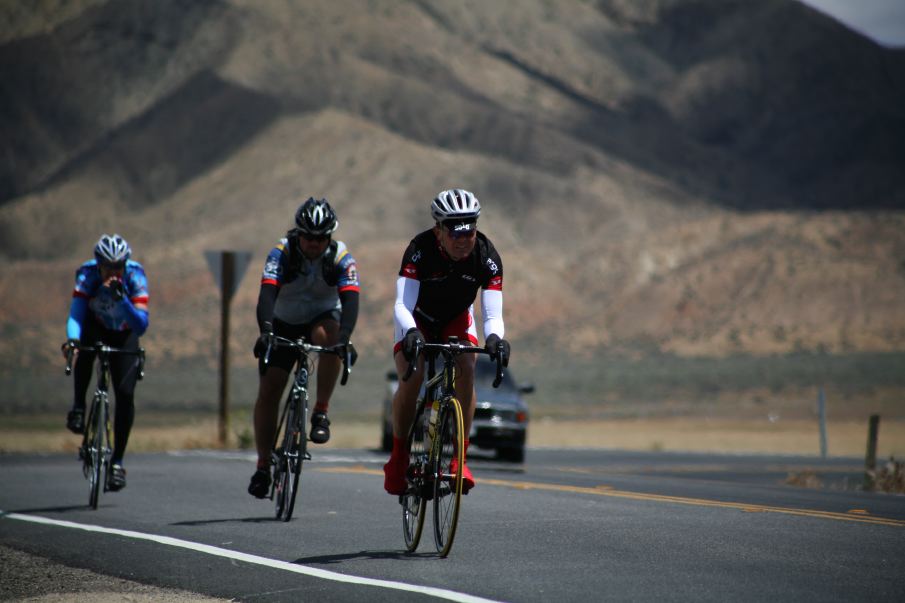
[399,229,503,328]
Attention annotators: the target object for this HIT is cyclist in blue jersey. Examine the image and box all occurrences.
[247,197,360,499]
[62,234,149,491]
[383,189,510,496]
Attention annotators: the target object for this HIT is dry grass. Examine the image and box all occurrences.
[869,457,905,493]
[2,415,903,459]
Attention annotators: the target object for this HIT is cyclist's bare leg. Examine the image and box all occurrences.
[253,367,291,466]
[392,350,424,438]
[310,319,340,411]
[454,353,477,436]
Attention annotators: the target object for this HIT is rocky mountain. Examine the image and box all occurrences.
[1,0,903,373]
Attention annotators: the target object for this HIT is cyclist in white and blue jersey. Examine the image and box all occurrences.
[62,234,149,492]
[247,197,360,499]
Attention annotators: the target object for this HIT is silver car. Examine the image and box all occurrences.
[381,356,533,462]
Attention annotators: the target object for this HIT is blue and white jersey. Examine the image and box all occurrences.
[71,260,150,331]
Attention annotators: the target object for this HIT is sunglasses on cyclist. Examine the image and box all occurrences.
[443,221,477,240]
[99,260,126,271]
[299,231,330,242]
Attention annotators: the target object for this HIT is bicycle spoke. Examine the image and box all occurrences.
[275,395,304,522]
[433,397,464,557]
[88,395,105,509]
[402,404,427,552]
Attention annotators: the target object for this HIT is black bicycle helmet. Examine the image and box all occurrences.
[295,197,338,235]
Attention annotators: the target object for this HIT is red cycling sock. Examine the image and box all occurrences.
[392,436,408,460]
[314,402,329,414]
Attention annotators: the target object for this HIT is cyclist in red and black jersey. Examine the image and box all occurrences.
[384,189,511,496]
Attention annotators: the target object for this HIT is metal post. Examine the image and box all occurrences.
[218,251,235,447]
[863,414,880,491]
[817,388,827,459]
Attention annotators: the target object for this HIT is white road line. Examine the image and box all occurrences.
[1,511,502,603]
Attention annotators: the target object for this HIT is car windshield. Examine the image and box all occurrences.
[474,358,517,391]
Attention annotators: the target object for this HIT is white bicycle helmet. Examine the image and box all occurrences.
[94,234,131,265]
[430,189,481,222]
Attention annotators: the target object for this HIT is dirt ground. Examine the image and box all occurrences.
[0,545,229,602]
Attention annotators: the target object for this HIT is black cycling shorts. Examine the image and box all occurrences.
[259,310,341,374]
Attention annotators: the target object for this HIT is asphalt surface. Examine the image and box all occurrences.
[2,448,904,602]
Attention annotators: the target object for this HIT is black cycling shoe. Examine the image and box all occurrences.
[107,464,127,491]
[310,412,331,444]
[66,409,85,434]
[248,468,271,499]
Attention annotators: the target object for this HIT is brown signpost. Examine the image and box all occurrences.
[204,250,252,446]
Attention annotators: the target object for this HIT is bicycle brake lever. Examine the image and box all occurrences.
[402,360,416,382]
[137,348,145,381]
[401,341,423,382]
[263,333,274,365]
[492,351,504,388]
[340,349,351,386]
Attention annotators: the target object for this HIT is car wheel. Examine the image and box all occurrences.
[497,446,525,463]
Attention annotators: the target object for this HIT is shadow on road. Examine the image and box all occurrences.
[3,505,100,515]
[292,550,434,564]
[170,516,276,526]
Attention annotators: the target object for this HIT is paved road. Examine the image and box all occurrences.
[2,448,904,602]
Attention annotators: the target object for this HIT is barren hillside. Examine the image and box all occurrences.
[1,0,903,376]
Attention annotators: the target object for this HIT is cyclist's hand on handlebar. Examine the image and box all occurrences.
[253,322,274,359]
[402,328,424,361]
[339,341,358,367]
[485,334,511,367]
[61,339,78,359]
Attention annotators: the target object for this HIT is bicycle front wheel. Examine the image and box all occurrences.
[85,394,106,509]
[433,396,464,557]
[274,396,304,521]
[402,401,428,552]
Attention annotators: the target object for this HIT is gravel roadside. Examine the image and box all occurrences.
[0,545,228,602]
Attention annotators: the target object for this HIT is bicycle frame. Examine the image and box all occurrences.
[262,334,351,521]
[400,337,504,556]
[65,342,145,509]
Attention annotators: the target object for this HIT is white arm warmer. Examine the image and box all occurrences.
[394,276,420,332]
[481,288,504,339]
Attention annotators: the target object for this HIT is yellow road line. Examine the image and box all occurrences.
[319,467,904,528]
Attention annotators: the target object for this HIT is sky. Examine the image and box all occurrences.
[798,0,905,47]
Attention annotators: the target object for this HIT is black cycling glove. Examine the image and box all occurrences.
[108,279,124,301]
[402,328,424,361]
[340,342,358,367]
[253,322,274,359]
[485,334,511,367]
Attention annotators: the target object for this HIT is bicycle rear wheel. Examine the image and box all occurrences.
[402,401,428,552]
[274,395,304,521]
[433,396,464,557]
[85,394,106,509]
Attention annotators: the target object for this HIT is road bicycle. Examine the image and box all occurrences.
[399,336,503,557]
[65,343,145,509]
[262,334,353,521]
